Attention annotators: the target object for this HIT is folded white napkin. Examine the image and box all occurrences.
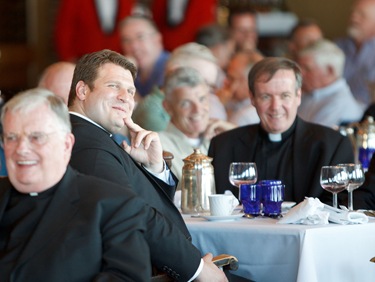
[278,198,329,225]
[323,204,369,225]
[278,197,369,225]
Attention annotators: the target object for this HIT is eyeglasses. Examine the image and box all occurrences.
[2,131,60,147]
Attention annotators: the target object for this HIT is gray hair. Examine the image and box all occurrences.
[119,14,159,32]
[167,43,217,69]
[248,57,302,95]
[298,39,345,77]
[1,88,71,133]
[195,24,231,48]
[164,67,207,101]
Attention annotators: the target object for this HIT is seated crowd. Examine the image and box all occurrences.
[3,0,375,280]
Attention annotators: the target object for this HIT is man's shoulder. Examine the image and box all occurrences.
[68,167,135,199]
[213,124,256,141]
[298,119,346,141]
[70,115,113,147]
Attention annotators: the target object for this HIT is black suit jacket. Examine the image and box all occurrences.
[69,114,200,279]
[0,167,200,281]
[208,118,355,205]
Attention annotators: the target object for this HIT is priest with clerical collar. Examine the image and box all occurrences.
[208,57,355,207]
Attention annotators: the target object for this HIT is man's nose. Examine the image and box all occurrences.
[15,136,31,152]
[118,90,132,102]
[270,97,281,109]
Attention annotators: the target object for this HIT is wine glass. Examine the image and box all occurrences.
[320,166,349,208]
[337,163,365,211]
[229,162,258,201]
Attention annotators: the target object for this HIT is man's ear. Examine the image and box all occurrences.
[76,81,87,101]
[163,100,173,116]
[249,91,256,105]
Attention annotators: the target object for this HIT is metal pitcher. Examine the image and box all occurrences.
[340,116,375,170]
[179,149,216,214]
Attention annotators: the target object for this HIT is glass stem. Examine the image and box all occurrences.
[348,190,354,211]
[333,193,338,209]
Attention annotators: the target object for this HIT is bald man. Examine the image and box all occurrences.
[38,62,75,104]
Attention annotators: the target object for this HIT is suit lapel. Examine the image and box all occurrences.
[13,168,80,269]
[235,126,258,161]
[107,126,178,202]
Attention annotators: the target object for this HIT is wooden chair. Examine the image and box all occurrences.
[151,254,239,281]
[163,150,174,169]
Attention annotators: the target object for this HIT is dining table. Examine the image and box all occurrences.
[183,210,375,282]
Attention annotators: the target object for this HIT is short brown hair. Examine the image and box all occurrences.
[248,57,302,95]
[68,49,137,106]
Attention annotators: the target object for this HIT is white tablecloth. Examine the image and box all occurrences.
[184,214,375,282]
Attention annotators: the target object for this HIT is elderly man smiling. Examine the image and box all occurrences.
[159,67,235,179]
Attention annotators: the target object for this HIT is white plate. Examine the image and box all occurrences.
[282,201,296,209]
[201,213,244,222]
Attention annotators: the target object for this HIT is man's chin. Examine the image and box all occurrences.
[347,27,362,41]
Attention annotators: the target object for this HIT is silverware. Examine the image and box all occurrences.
[364,210,375,217]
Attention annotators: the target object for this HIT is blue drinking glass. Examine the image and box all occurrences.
[240,184,262,216]
[259,180,284,217]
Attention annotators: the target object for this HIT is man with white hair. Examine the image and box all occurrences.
[132,42,228,131]
[336,0,375,106]
[297,39,364,128]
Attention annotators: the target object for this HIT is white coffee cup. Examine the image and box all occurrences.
[208,194,238,216]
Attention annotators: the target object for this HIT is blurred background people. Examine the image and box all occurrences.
[159,67,235,179]
[208,57,354,205]
[150,0,217,51]
[288,18,324,60]
[120,15,169,98]
[297,39,364,128]
[37,61,75,104]
[223,51,261,127]
[228,7,259,54]
[336,0,375,107]
[132,42,227,132]
[55,0,142,62]
[195,23,235,71]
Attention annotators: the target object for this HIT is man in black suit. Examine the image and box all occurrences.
[208,57,355,205]
[0,88,218,281]
[67,49,227,281]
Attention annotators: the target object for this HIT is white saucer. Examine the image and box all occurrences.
[201,213,244,222]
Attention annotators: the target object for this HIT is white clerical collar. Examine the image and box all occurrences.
[268,133,282,142]
[69,111,113,137]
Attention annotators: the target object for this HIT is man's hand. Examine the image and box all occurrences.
[204,119,237,140]
[122,117,164,173]
[195,253,228,282]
